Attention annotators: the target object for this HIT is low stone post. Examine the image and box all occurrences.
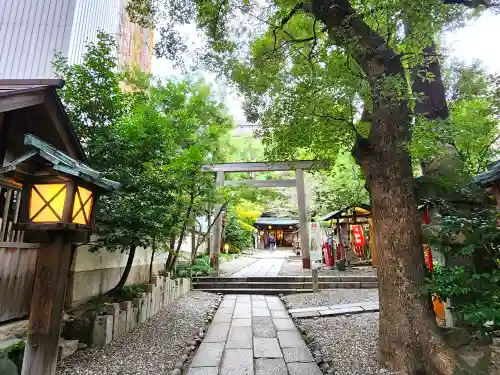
[92,315,113,347]
[312,268,319,293]
[104,303,120,340]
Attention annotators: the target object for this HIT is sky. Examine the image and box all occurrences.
[152,10,500,127]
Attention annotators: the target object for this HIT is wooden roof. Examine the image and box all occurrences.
[0,79,87,164]
[473,160,500,187]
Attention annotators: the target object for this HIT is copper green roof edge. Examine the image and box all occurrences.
[472,160,500,187]
[0,134,120,191]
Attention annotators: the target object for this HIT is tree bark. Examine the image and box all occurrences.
[149,237,156,283]
[310,1,471,374]
[166,192,195,271]
[110,245,136,293]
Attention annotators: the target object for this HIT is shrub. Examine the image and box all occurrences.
[424,200,500,329]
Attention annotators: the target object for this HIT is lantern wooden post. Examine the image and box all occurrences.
[21,233,72,375]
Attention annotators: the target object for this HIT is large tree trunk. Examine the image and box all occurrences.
[311,1,471,374]
[109,245,136,293]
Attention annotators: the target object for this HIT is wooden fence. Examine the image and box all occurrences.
[0,183,39,322]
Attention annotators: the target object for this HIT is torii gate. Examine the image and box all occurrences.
[201,160,329,275]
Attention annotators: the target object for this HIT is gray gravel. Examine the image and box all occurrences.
[297,314,396,375]
[56,291,219,375]
[279,260,377,277]
[283,289,379,309]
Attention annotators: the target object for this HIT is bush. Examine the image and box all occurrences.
[110,284,145,300]
[424,200,500,329]
[167,256,213,278]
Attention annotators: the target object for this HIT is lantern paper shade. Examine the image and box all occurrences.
[72,186,93,225]
[29,184,67,222]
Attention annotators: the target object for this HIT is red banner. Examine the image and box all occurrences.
[351,225,365,247]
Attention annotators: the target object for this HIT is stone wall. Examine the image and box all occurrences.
[65,231,206,308]
[91,276,191,347]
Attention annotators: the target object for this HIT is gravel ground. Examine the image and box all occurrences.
[279,260,377,276]
[283,289,379,309]
[297,314,395,375]
[56,291,219,375]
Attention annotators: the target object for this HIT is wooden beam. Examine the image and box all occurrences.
[0,92,45,113]
[201,160,329,173]
[224,179,297,188]
[43,93,81,160]
[296,168,310,269]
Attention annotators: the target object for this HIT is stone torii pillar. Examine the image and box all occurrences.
[295,168,310,269]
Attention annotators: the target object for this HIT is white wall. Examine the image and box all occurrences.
[67,0,123,66]
[0,0,123,79]
[0,0,77,78]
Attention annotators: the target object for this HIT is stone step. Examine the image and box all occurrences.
[193,282,313,289]
[193,288,314,295]
[192,281,378,290]
[192,275,378,283]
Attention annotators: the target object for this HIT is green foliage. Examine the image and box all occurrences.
[310,149,370,212]
[424,200,500,328]
[4,340,24,373]
[170,256,213,278]
[54,33,233,265]
[109,284,145,300]
[224,208,257,252]
[411,61,500,174]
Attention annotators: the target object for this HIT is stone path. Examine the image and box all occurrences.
[288,301,379,319]
[187,295,322,375]
[231,257,286,277]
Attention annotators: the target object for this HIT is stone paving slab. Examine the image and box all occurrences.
[289,301,380,318]
[205,323,231,342]
[187,367,219,375]
[187,294,321,375]
[287,362,323,375]
[255,358,288,375]
[221,348,253,375]
[282,347,315,363]
[227,326,253,349]
[191,342,225,367]
[273,318,296,331]
[232,318,252,327]
[277,330,307,348]
[254,337,283,358]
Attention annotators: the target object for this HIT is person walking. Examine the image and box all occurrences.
[268,234,276,252]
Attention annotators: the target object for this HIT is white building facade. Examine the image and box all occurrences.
[0,0,152,79]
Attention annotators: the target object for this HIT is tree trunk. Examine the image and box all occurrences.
[165,236,176,270]
[310,1,472,373]
[149,238,156,283]
[166,193,195,271]
[110,245,136,293]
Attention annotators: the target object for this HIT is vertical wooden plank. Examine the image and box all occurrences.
[0,247,9,320]
[23,248,39,317]
[296,168,310,269]
[9,190,22,241]
[0,188,12,241]
[22,236,72,375]
[3,247,21,320]
[210,171,224,276]
[12,247,32,318]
